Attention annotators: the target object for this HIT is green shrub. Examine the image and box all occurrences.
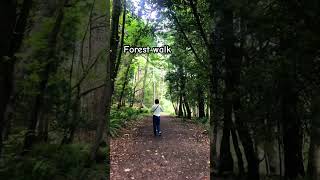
[109,107,143,137]
[198,117,208,124]
[0,143,97,180]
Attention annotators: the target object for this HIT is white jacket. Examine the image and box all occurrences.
[151,104,164,116]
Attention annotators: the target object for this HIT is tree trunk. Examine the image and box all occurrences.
[37,111,49,142]
[118,60,132,109]
[23,0,69,152]
[210,95,219,174]
[197,87,205,118]
[89,0,115,162]
[230,124,245,175]
[0,0,33,156]
[61,85,81,144]
[113,0,126,79]
[141,56,149,107]
[110,0,122,93]
[178,94,183,117]
[183,96,192,119]
[281,87,305,179]
[307,93,320,180]
[152,67,156,102]
[207,0,223,175]
[234,107,260,180]
[279,57,305,179]
[219,91,234,173]
[3,101,14,141]
[182,102,187,118]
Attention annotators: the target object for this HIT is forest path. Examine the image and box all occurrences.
[110,115,210,180]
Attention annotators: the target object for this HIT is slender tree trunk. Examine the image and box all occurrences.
[198,87,205,118]
[178,94,183,117]
[110,0,122,93]
[172,102,178,115]
[118,60,132,109]
[234,106,260,180]
[141,56,149,107]
[181,102,185,117]
[277,116,283,177]
[152,67,156,102]
[61,85,81,144]
[67,94,80,143]
[219,91,234,173]
[183,96,192,119]
[114,0,126,79]
[230,124,245,175]
[3,102,13,141]
[37,110,49,142]
[210,95,219,174]
[307,92,320,180]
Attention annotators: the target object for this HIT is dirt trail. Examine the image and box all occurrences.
[110,115,210,180]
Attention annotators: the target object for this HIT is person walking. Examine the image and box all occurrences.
[151,99,164,136]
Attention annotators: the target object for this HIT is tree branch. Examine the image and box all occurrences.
[79,0,96,70]
[71,49,105,91]
[188,0,209,48]
[80,83,106,97]
[170,11,206,68]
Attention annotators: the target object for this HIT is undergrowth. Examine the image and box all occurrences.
[0,143,107,180]
[0,106,147,180]
[109,106,149,137]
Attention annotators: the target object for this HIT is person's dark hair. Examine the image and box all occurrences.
[155,99,159,104]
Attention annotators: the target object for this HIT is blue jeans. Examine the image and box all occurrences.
[153,115,160,135]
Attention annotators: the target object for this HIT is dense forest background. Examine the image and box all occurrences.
[1,0,320,179]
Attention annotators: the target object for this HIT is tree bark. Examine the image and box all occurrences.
[278,42,305,179]
[0,1,16,156]
[114,0,126,79]
[37,110,49,142]
[230,124,245,175]
[141,55,149,107]
[197,86,205,118]
[218,91,234,173]
[89,0,114,163]
[183,96,192,119]
[181,79,191,119]
[0,0,33,155]
[110,0,122,93]
[307,92,320,180]
[281,82,305,179]
[23,0,69,152]
[178,94,183,117]
[118,59,133,109]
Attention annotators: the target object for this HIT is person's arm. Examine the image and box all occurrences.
[160,105,164,112]
[151,105,155,112]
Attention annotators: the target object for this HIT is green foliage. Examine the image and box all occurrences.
[0,143,103,180]
[25,17,55,53]
[109,107,144,137]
